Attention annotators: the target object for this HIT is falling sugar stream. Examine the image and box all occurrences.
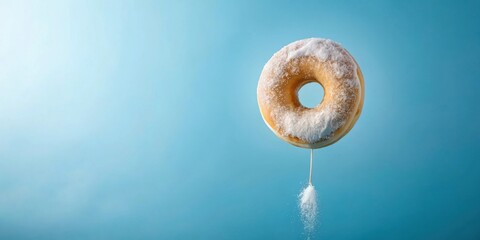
[300,149,318,237]
[309,149,313,185]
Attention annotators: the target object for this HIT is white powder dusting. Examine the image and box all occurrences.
[258,38,361,144]
[299,184,318,234]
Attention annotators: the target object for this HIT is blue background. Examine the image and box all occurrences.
[1,0,479,239]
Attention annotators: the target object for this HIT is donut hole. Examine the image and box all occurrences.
[298,82,324,109]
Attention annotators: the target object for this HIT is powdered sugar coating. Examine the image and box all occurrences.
[257,38,361,144]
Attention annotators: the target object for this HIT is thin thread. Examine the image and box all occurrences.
[309,149,313,185]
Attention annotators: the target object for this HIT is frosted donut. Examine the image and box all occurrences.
[257,38,364,149]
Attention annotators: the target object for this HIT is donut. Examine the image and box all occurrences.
[257,38,364,149]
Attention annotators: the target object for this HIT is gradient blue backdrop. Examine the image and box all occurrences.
[1,0,479,239]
